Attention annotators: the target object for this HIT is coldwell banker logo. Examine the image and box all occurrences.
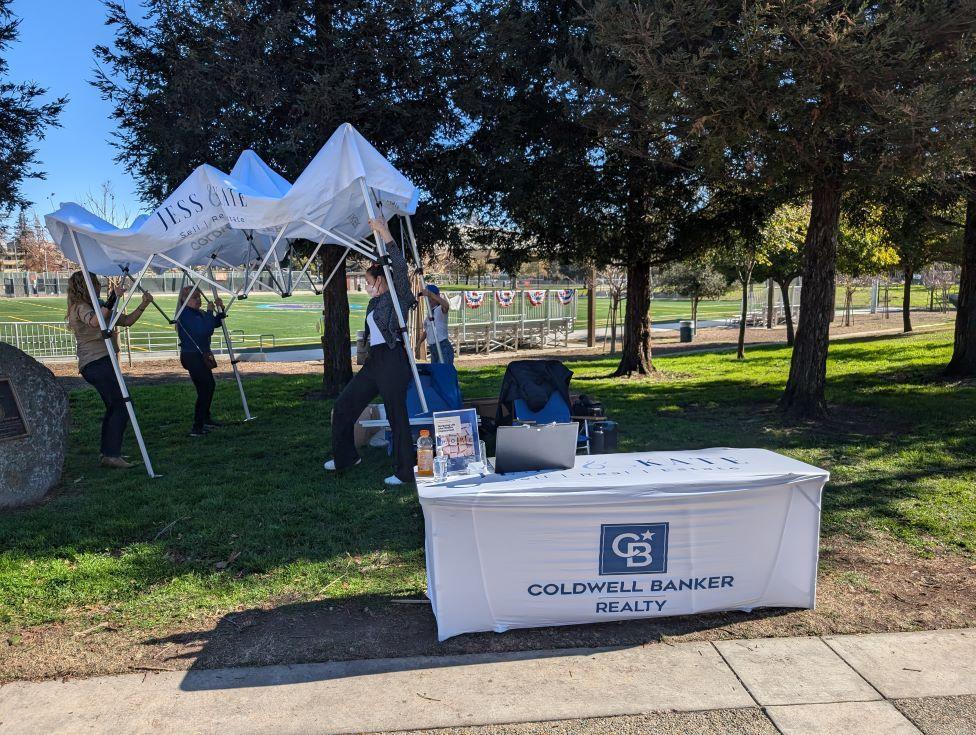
[599,523,669,575]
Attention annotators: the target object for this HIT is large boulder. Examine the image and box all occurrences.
[0,343,69,508]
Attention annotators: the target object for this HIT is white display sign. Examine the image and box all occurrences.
[419,448,829,641]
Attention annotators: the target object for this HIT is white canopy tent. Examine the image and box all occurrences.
[45,124,432,477]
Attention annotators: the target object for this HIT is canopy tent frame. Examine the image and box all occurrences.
[207,262,252,421]
[400,212,443,363]
[294,178,428,414]
[49,125,434,476]
[108,257,156,330]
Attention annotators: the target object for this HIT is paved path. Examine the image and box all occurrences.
[0,629,973,734]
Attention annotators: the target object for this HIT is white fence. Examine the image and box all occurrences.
[0,321,295,361]
[446,288,578,354]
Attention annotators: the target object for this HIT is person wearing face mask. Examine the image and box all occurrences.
[66,271,154,469]
[324,217,418,486]
[176,285,225,437]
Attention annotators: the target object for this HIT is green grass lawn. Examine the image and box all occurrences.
[0,284,947,354]
[0,329,973,637]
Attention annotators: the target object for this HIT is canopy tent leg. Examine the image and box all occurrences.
[403,215,443,363]
[207,263,252,421]
[68,229,157,478]
[358,179,428,413]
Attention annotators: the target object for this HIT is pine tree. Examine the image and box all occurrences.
[94,0,470,395]
[458,1,711,376]
[0,1,65,215]
[587,0,976,416]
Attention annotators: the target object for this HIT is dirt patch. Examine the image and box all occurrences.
[3,533,973,683]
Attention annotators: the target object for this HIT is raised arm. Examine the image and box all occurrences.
[422,287,450,312]
[115,291,154,327]
[368,217,416,310]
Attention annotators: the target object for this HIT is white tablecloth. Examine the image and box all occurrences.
[418,448,829,641]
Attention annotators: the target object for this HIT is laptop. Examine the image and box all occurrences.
[494,422,579,474]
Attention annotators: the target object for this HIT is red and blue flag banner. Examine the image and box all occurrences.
[463,291,486,309]
[525,289,548,307]
[556,289,575,305]
[495,290,516,308]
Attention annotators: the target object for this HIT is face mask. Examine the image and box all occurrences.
[366,281,380,297]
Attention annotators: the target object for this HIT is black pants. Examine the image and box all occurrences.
[180,352,216,431]
[332,343,415,482]
[80,355,128,458]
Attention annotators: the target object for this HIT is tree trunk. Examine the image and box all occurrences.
[778,279,795,346]
[780,177,842,419]
[947,177,976,377]
[766,278,774,329]
[613,259,652,375]
[902,266,914,333]
[320,247,352,397]
[587,265,596,348]
[737,278,748,359]
[610,294,619,354]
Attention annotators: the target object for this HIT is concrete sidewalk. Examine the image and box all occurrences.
[0,629,973,734]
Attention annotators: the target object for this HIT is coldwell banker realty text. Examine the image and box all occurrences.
[526,523,735,615]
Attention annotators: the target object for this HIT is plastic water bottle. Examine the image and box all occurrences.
[417,430,434,477]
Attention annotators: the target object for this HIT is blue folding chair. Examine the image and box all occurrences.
[512,392,592,454]
[406,363,463,417]
[380,363,463,455]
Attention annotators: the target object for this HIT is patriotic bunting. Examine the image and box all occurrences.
[525,289,548,307]
[495,290,516,307]
[463,290,486,308]
[556,289,575,305]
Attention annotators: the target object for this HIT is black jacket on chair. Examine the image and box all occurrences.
[495,359,573,426]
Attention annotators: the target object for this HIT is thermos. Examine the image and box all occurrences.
[590,423,605,453]
[590,420,618,453]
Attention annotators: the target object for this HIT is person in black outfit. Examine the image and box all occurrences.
[176,286,225,436]
[324,216,417,486]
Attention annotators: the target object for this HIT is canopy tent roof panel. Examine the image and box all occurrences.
[45,123,419,275]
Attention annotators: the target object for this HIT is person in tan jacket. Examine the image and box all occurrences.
[66,271,153,469]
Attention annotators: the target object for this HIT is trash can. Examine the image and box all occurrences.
[355,330,368,365]
[679,320,694,343]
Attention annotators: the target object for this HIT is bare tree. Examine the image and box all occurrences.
[82,180,132,227]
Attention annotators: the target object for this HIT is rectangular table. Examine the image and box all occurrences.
[418,448,829,641]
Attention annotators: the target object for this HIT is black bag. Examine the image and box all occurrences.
[572,394,604,418]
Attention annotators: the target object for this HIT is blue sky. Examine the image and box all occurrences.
[7,0,141,224]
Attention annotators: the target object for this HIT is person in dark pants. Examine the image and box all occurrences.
[176,286,225,436]
[324,216,417,486]
[66,271,154,469]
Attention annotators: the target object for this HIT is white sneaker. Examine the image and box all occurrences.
[384,475,406,486]
[324,458,360,471]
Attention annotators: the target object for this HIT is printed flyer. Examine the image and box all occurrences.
[432,408,481,472]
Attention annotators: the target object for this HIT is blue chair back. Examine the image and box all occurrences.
[513,392,571,424]
[406,363,463,418]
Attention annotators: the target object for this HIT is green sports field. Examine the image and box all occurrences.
[0,284,946,350]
